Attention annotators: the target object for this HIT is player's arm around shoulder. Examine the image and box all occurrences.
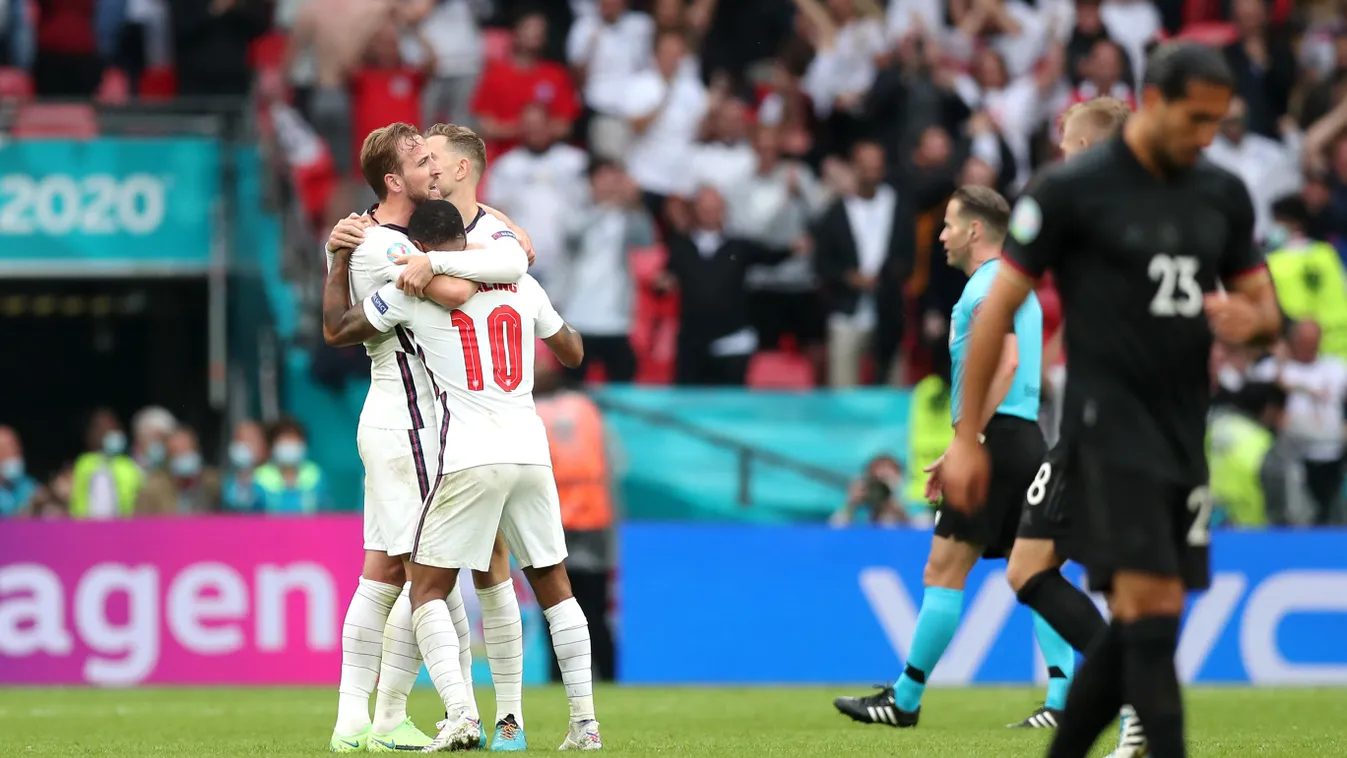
[423,226,529,283]
[527,275,584,368]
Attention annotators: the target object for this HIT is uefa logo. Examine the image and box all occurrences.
[386,242,411,263]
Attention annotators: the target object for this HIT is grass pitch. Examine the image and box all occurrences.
[1,685,1343,756]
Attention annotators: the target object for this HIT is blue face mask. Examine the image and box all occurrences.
[145,441,166,467]
[0,457,24,481]
[229,441,255,469]
[1264,223,1289,252]
[170,452,203,478]
[102,431,127,456]
[272,441,306,466]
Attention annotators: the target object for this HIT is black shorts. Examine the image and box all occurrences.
[1030,442,1212,593]
[935,414,1045,558]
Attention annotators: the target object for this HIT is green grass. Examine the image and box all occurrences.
[1,686,1344,756]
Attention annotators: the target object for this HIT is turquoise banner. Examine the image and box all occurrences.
[0,138,220,275]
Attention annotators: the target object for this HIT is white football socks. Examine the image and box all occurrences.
[544,597,595,723]
[372,585,422,734]
[412,600,473,716]
[446,583,479,720]
[477,579,524,728]
[336,577,401,734]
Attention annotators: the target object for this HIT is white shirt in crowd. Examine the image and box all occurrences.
[364,274,563,473]
[1204,133,1304,243]
[1251,357,1347,462]
[420,0,487,78]
[1100,0,1162,85]
[327,218,529,430]
[688,140,757,197]
[835,185,896,332]
[802,17,887,117]
[886,0,944,41]
[556,208,643,337]
[954,74,1041,189]
[484,142,590,284]
[622,69,708,197]
[726,162,828,292]
[566,10,655,115]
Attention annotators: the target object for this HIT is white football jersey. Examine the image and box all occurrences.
[363,274,564,473]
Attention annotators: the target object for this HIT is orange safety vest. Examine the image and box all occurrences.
[535,390,614,531]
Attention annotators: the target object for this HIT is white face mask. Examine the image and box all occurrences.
[102,431,127,455]
[272,441,306,466]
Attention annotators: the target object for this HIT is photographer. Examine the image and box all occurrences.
[829,454,908,526]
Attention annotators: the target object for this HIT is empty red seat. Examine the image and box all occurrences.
[139,66,178,100]
[0,67,34,100]
[627,244,668,287]
[12,103,98,139]
[249,32,289,71]
[747,351,815,389]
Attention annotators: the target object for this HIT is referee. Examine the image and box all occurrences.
[944,44,1281,758]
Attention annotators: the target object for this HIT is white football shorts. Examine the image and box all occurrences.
[358,424,443,556]
[411,463,568,572]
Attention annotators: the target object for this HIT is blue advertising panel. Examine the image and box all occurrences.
[619,525,1347,685]
[0,138,219,275]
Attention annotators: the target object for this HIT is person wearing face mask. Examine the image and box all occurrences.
[0,425,39,517]
[69,409,142,519]
[254,418,329,514]
[137,426,222,515]
[130,406,177,471]
[222,420,269,513]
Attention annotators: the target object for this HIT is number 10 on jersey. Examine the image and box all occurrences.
[451,305,524,392]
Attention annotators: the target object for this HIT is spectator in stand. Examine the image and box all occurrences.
[0,426,39,518]
[1209,381,1288,528]
[829,453,908,526]
[418,0,489,128]
[567,0,655,157]
[814,140,914,387]
[623,30,707,226]
[756,56,821,163]
[172,0,270,97]
[688,96,757,197]
[1303,95,1347,244]
[129,405,175,472]
[484,102,589,285]
[948,0,1049,80]
[255,417,329,513]
[1098,0,1163,85]
[1265,195,1347,361]
[31,0,103,96]
[350,16,435,176]
[727,124,829,369]
[33,465,74,520]
[471,11,581,157]
[1251,321,1347,525]
[222,419,268,512]
[137,426,222,515]
[795,0,886,157]
[554,159,654,384]
[1062,39,1135,112]
[1204,96,1302,242]
[953,45,1061,189]
[1064,0,1127,87]
[661,186,801,385]
[884,0,944,42]
[69,409,142,520]
[1224,0,1296,141]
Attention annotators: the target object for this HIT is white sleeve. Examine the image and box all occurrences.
[362,282,415,333]
[621,74,664,119]
[565,15,594,65]
[324,244,334,274]
[1248,358,1278,383]
[524,276,565,339]
[426,234,528,283]
[351,235,404,291]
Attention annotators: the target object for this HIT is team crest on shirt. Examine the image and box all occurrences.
[386,242,412,263]
[1009,197,1042,244]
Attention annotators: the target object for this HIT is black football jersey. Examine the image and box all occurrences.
[1004,135,1262,485]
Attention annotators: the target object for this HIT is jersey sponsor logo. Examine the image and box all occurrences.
[1009,197,1042,244]
[492,230,517,241]
[386,242,412,263]
[371,292,390,314]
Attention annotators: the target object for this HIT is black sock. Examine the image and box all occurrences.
[1122,616,1185,758]
[1047,620,1126,758]
[1018,568,1108,654]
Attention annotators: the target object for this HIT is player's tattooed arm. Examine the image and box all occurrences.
[322,248,381,347]
[543,322,585,368]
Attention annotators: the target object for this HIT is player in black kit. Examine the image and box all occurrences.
[941,43,1282,758]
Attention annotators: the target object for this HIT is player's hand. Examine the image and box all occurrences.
[327,213,372,254]
[939,434,989,514]
[394,253,434,297]
[1204,292,1263,344]
[923,454,945,504]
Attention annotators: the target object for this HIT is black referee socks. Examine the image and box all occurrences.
[1122,616,1186,758]
[1017,568,1108,654]
[1047,620,1125,758]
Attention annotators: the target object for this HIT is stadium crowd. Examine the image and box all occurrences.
[1,0,1345,523]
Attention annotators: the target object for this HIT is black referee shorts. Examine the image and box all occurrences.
[935,414,1046,558]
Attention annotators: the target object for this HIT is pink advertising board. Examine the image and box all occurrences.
[0,516,365,686]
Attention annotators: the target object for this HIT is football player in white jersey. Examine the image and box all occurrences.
[321,123,532,753]
[325,123,546,751]
[325,199,603,752]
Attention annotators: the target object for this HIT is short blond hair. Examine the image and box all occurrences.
[359,122,422,201]
[1059,96,1132,140]
[424,123,488,180]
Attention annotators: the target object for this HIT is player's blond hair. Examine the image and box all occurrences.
[424,123,488,181]
[1059,96,1132,140]
[359,122,422,201]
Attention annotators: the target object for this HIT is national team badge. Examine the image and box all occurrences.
[1009,197,1042,244]
[386,242,411,263]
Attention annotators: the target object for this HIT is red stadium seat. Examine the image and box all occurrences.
[483,28,513,64]
[139,66,178,100]
[1176,21,1239,47]
[12,103,98,139]
[249,32,289,71]
[627,244,668,287]
[0,67,33,100]
[97,68,130,105]
[747,351,815,389]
